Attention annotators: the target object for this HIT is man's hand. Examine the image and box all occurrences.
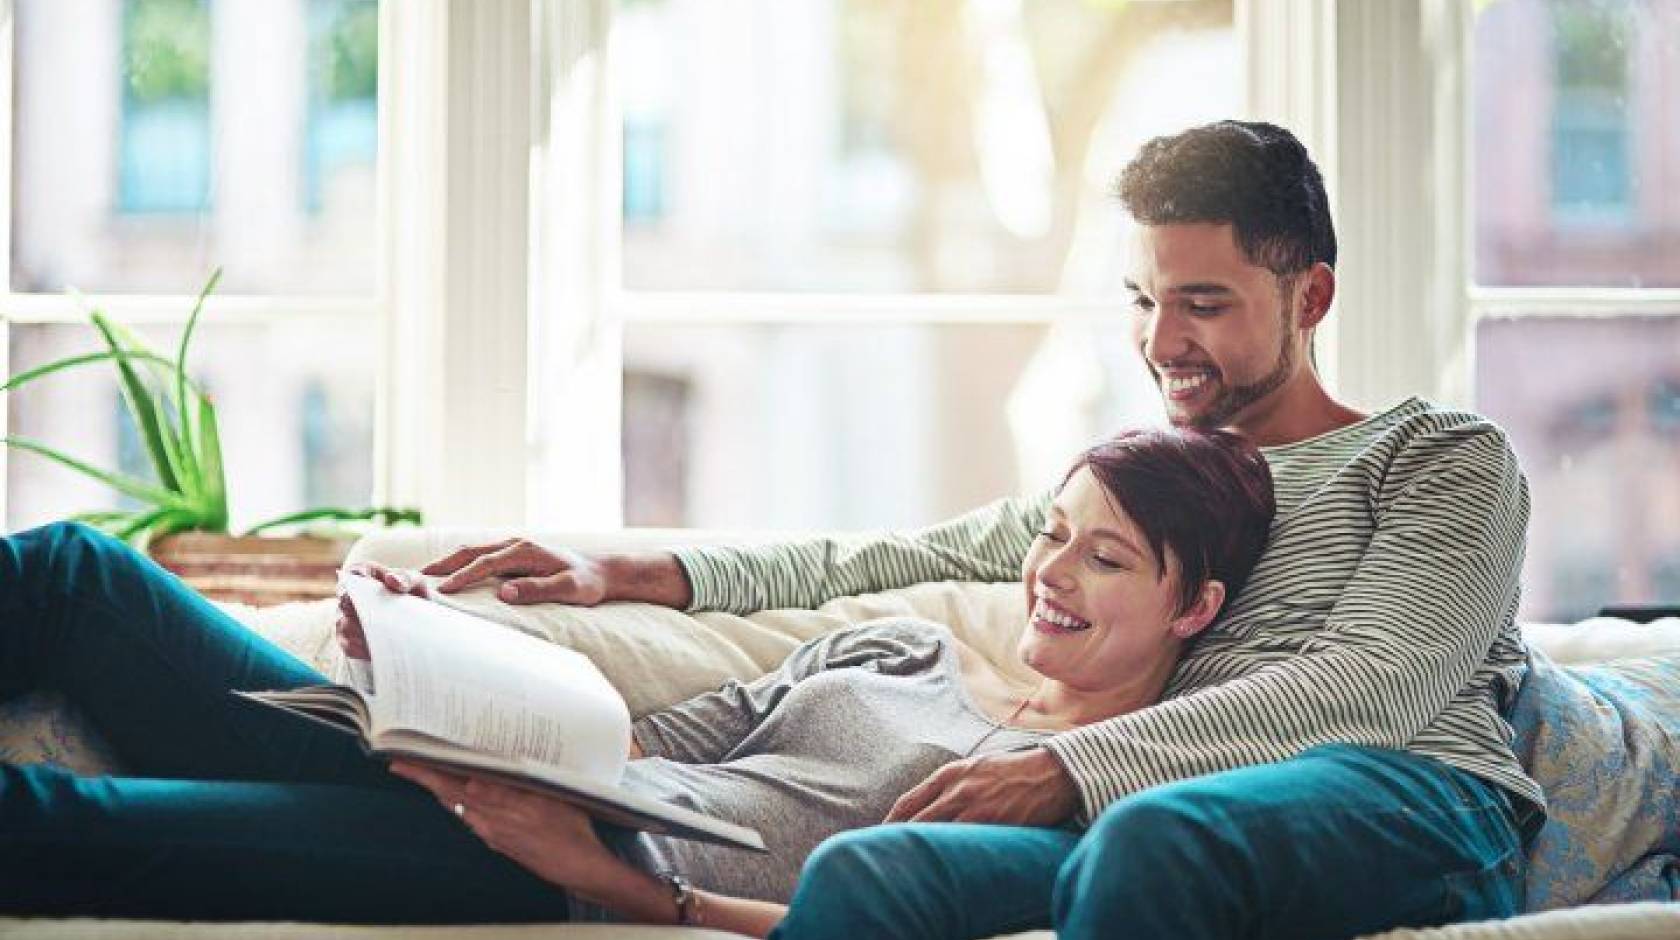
[421,538,608,605]
[421,538,693,609]
[886,746,1080,825]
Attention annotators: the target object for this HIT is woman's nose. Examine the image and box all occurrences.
[1035,547,1076,590]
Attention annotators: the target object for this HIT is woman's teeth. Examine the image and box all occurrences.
[1035,603,1091,631]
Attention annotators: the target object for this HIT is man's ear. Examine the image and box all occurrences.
[1296,262,1336,330]
[1171,580,1227,639]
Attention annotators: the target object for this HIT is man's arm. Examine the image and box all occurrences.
[673,491,1053,614]
[1042,422,1529,819]
[419,492,1050,614]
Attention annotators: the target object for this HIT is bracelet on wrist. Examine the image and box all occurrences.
[656,869,702,926]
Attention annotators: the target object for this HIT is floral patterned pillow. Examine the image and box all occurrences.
[1511,649,1680,909]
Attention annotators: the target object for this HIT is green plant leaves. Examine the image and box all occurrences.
[1,436,190,509]
[90,310,187,495]
[0,349,184,394]
[5,266,420,545]
[242,506,423,537]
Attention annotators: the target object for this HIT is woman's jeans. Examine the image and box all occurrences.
[775,745,1525,940]
[0,521,573,922]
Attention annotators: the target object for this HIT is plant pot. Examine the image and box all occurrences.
[148,532,353,607]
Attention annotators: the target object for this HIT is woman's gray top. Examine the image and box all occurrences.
[579,617,1050,916]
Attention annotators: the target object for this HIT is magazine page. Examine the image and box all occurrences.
[341,573,631,785]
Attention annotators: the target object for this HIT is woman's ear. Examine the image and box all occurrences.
[1170,580,1227,639]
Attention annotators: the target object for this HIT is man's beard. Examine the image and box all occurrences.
[1167,314,1297,431]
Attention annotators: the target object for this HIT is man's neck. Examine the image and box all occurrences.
[1228,372,1366,448]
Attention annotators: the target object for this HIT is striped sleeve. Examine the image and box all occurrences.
[673,491,1052,614]
[1044,422,1530,820]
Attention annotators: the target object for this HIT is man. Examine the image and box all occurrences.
[426,121,1538,939]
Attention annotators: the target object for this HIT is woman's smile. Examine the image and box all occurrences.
[1030,597,1092,634]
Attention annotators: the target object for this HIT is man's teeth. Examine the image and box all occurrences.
[1165,373,1212,394]
[1036,604,1090,630]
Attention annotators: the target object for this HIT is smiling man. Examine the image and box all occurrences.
[426,121,1539,939]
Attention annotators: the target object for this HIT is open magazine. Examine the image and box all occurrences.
[238,573,766,853]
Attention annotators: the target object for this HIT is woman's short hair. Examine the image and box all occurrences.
[1063,427,1276,616]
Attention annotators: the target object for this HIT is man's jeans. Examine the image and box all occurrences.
[775,745,1525,940]
[1,522,572,922]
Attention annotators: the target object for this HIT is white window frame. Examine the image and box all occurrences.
[0,0,540,530]
[531,0,1345,531]
[1329,0,1680,411]
[0,0,393,525]
[34,2,1636,534]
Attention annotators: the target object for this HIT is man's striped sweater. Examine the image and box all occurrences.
[674,398,1544,820]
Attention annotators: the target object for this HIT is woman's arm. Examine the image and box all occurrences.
[391,762,786,936]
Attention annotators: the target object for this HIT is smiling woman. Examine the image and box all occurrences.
[0,426,1274,934]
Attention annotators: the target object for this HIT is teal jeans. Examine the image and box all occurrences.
[774,745,1526,940]
[1,522,573,921]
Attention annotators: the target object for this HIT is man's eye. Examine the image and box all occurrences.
[1128,295,1154,313]
[1092,556,1124,571]
[1187,303,1226,317]
[1036,530,1066,543]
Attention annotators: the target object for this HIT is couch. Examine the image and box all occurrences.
[3,526,1678,939]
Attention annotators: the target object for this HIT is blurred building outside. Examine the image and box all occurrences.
[3,0,1674,623]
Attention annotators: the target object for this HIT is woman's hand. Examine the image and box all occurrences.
[389,762,627,896]
[335,562,433,660]
[392,761,787,935]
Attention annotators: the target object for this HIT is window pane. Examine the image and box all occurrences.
[616,0,1238,293]
[11,0,380,295]
[622,321,1163,529]
[1475,315,1680,622]
[6,320,377,532]
[1473,0,1680,287]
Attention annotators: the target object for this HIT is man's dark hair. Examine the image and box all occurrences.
[1116,120,1336,277]
[1063,427,1275,617]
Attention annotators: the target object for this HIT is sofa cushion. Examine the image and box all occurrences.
[1511,649,1680,908]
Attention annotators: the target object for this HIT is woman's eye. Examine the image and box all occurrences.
[1036,529,1066,543]
[1092,556,1124,571]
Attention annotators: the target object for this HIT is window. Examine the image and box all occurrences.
[5,0,383,532]
[118,0,213,214]
[12,0,379,294]
[1548,1,1631,219]
[611,0,1237,529]
[1470,0,1680,621]
[1474,0,1677,288]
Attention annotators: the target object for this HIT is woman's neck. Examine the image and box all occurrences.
[1021,658,1176,730]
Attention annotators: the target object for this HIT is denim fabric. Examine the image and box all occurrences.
[775,744,1524,940]
[0,522,572,922]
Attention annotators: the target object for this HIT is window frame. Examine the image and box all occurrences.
[0,0,389,525]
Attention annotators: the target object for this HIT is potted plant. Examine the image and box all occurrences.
[2,269,420,604]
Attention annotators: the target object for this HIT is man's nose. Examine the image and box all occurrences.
[1136,307,1188,365]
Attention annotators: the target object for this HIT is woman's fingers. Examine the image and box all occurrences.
[390,761,471,806]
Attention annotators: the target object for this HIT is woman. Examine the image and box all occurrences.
[1,427,1272,932]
